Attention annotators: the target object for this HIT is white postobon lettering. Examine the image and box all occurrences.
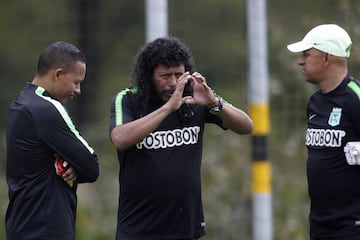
[137,126,201,149]
[306,128,346,147]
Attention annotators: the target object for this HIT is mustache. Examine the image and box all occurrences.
[162,88,175,95]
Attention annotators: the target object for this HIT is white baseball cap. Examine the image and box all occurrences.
[287,24,352,58]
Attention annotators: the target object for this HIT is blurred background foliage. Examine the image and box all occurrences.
[1,0,360,239]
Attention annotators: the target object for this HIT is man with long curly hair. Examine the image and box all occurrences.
[109,37,253,240]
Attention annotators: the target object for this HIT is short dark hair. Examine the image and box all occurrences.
[36,41,87,76]
[132,37,195,116]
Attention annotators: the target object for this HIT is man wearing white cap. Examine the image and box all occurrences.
[288,24,360,240]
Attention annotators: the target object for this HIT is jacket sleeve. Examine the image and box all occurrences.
[36,102,99,183]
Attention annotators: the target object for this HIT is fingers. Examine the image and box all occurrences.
[173,71,210,106]
[179,72,193,84]
[62,165,76,187]
[192,72,206,83]
[191,72,212,92]
[173,72,194,99]
[344,142,360,165]
[54,154,77,187]
[62,164,77,182]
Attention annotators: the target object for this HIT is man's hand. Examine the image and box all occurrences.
[54,153,77,187]
[183,72,218,107]
[344,142,360,165]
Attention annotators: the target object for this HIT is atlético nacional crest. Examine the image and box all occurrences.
[328,107,342,127]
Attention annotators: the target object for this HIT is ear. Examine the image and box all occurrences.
[323,52,331,65]
[54,68,63,79]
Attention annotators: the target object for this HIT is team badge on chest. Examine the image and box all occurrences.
[328,107,342,127]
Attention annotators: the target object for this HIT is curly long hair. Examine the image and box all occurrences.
[131,37,195,117]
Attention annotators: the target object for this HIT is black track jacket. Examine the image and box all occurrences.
[5,83,99,240]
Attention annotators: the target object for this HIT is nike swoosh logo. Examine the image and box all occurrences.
[309,114,317,120]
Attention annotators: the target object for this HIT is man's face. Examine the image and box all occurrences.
[297,48,326,84]
[53,61,86,104]
[153,64,185,101]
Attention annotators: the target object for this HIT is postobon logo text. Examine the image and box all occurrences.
[137,126,201,149]
[306,128,346,147]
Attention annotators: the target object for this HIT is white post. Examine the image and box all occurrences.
[247,0,272,239]
[145,0,168,42]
